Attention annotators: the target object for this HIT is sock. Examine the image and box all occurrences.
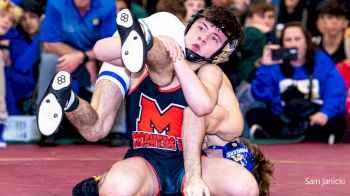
[64,91,79,112]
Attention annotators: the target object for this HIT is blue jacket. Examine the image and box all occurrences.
[4,30,40,114]
[251,51,346,119]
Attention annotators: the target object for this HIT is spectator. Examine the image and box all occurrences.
[235,1,276,137]
[336,28,350,138]
[247,22,347,144]
[316,3,348,64]
[0,1,23,148]
[129,0,148,18]
[36,0,116,145]
[211,0,230,7]
[183,0,206,23]
[116,0,131,13]
[4,0,44,116]
[336,59,350,133]
[239,1,276,84]
[277,0,307,25]
[157,0,186,23]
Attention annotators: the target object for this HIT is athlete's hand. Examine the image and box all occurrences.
[156,35,183,62]
[184,176,210,196]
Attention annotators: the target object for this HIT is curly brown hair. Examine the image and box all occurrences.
[239,138,274,196]
[201,6,243,43]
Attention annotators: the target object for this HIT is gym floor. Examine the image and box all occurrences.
[0,143,349,195]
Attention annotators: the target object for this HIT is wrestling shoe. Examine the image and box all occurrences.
[72,176,100,196]
[37,71,72,136]
[116,9,153,73]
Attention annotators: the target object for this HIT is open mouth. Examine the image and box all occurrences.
[191,44,200,53]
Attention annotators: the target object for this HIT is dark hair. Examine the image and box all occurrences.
[240,138,274,196]
[277,0,305,24]
[279,21,315,77]
[247,1,275,18]
[201,6,242,43]
[19,0,46,17]
[319,2,348,18]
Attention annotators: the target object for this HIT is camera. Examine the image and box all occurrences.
[271,48,298,60]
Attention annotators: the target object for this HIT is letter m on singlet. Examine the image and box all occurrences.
[137,93,184,138]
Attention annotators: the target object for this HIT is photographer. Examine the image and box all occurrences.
[246,21,347,144]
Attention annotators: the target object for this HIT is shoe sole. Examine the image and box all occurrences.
[117,9,146,73]
[37,71,71,136]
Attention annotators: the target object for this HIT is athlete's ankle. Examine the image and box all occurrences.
[64,91,79,112]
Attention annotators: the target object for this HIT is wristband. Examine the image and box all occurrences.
[82,51,89,64]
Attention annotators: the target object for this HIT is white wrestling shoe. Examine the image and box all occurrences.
[116,9,152,73]
[37,71,72,136]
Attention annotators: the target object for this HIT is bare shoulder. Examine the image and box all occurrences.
[197,63,223,79]
[221,73,234,91]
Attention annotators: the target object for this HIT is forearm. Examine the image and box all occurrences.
[182,107,206,179]
[43,42,80,56]
[174,60,214,116]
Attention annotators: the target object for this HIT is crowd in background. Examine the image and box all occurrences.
[0,0,350,147]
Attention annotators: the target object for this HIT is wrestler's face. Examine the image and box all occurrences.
[0,11,13,35]
[185,18,228,58]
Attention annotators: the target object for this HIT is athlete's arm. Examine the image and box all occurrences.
[182,108,211,196]
[206,74,244,141]
[174,58,222,117]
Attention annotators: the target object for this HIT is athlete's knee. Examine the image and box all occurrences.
[228,172,259,196]
[98,164,137,196]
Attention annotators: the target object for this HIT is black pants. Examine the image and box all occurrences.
[246,108,347,142]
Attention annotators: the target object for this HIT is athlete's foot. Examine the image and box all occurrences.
[116,9,153,73]
[37,71,72,136]
[72,176,100,196]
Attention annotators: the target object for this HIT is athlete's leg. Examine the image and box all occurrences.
[201,157,259,195]
[94,11,183,86]
[146,37,176,86]
[99,157,159,196]
[37,63,129,141]
[65,63,129,141]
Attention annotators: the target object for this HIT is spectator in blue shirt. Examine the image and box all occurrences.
[36,0,116,107]
[4,0,44,115]
[0,1,23,147]
[247,22,347,143]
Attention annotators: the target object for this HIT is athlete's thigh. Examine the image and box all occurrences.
[201,157,258,196]
[100,157,159,195]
